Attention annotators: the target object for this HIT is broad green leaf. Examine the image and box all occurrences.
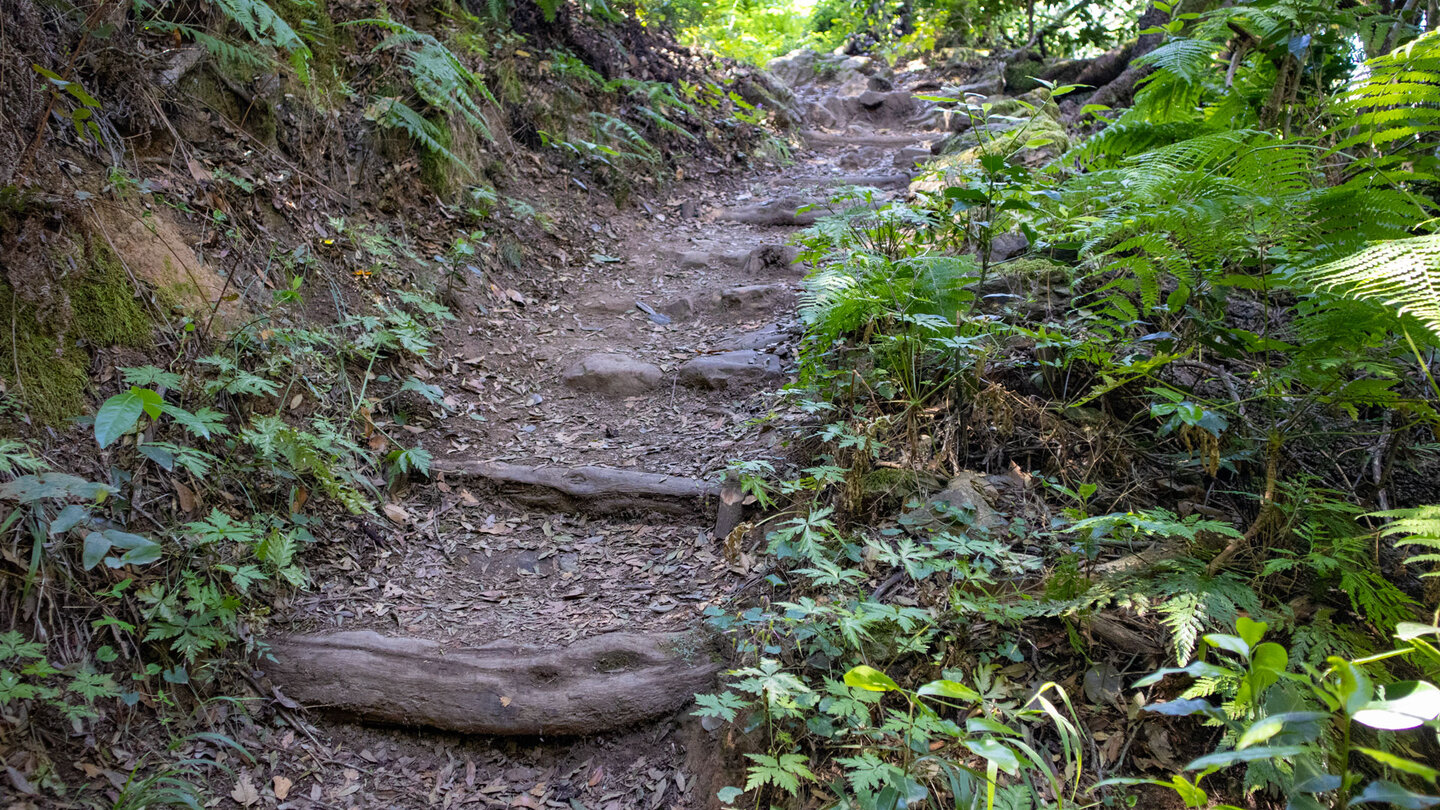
[917,679,980,702]
[1134,660,1233,687]
[963,739,1020,775]
[1236,616,1268,648]
[966,715,1020,736]
[0,473,109,504]
[1237,716,1285,749]
[1185,745,1308,770]
[1354,747,1440,780]
[843,665,899,693]
[1349,780,1440,808]
[716,786,744,804]
[94,391,145,449]
[1396,622,1440,641]
[1144,698,1225,719]
[1204,632,1251,659]
[1327,657,1374,716]
[133,387,164,419]
[49,504,89,535]
[1252,642,1288,674]
[82,531,110,570]
[1353,681,1440,730]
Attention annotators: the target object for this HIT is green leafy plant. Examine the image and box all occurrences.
[1108,617,1440,809]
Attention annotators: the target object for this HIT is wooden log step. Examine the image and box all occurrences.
[433,460,718,514]
[265,631,720,736]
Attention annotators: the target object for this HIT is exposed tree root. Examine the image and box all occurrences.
[264,631,721,736]
[433,459,719,514]
[715,195,821,226]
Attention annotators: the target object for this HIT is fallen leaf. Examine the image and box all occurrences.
[273,775,293,800]
[231,773,260,806]
[290,393,304,410]
[383,503,410,525]
[500,695,512,707]
[174,480,197,514]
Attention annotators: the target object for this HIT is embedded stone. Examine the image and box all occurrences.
[678,350,785,390]
[721,283,792,314]
[561,353,662,395]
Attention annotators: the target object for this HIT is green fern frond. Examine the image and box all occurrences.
[1377,504,1440,576]
[590,112,659,162]
[351,19,495,143]
[368,97,470,174]
[1135,38,1221,86]
[1301,235,1440,340]
[211,0,310,56]
[634,105,696,140]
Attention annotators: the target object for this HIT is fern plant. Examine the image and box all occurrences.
[350,18,495,168]
[137,0,313,78]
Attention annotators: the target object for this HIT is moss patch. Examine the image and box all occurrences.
[0,235,153,423]
[1004,57,1046,94]
[272,0,350,102]
[419,116,459,195]
[71,236,154,346]
[0,285,91,425]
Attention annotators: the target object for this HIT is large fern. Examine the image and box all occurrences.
[351,19,495,144]
[137,0,312,76]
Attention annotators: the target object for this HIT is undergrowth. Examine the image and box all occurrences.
[707,5,1440,809]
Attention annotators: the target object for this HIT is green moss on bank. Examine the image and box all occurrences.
[0,236,153,423]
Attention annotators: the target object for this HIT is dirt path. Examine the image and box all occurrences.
[250,72,943,810]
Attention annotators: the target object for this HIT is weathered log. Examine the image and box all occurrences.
[433,460,718,514]
[799,130,923,147]
[715,195,821,226]
[821,173,915,190]
[265,631,721,736]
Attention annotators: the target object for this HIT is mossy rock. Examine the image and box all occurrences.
[912,111,1069,193]
[861,467,944,511]
[0,235,152,424]
[1004,57,1046,94]
[996,257,1069,283]
[72,237,154,346]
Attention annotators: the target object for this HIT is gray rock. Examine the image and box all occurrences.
[561,353,662,396]
[899,471,1007,534]
[658,297,695,322]
[893,147,932,169]
[716,196,818,227]
[957,71,1005,97]
[718,323,792,351]
[678,350,785,390]
[678,249,747,270]
[856,89,889,109]
[840,146,885,170]
[579,294,635,315]
[766,48,820,86]
[721,283,792,314]
[990,232,1030,262]
[804,101,838,129]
